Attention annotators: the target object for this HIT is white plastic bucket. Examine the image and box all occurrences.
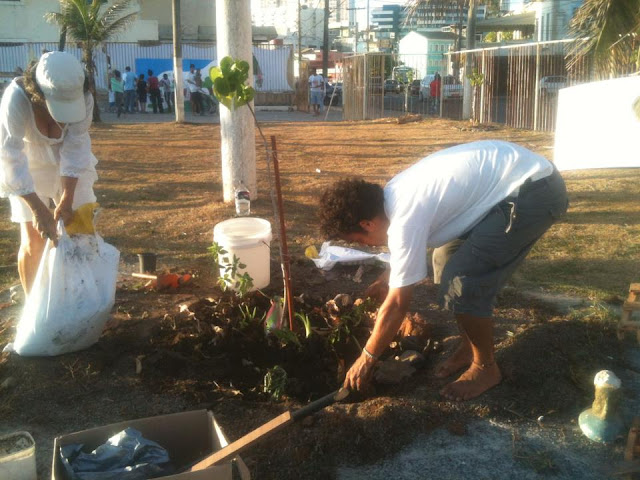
[213,217,272,291]
[0,431,36,480]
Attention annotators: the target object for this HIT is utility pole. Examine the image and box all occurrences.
[366,0,369,52]
[322,0,329,80]
[172,0,185,123]
[298,0,302,80]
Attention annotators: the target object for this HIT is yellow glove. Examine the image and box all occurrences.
[65,202,99,235]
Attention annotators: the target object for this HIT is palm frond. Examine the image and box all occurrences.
[568,0,640,75]
[97,12,138,42]
[46,0,137,45]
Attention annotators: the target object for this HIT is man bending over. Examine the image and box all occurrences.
[319,140,568,401]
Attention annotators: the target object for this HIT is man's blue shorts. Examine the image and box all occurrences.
[310,90,323,106]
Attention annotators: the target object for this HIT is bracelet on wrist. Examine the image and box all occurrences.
[362,346,377,360]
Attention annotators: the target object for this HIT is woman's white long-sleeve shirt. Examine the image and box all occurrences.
[0,79,98,200]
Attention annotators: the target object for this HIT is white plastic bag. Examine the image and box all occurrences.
[311,242,390,271]
[8,222,120,356]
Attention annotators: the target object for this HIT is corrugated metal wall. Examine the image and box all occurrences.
[0,42,293,92]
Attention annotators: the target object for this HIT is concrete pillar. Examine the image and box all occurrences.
[216,0,257,203]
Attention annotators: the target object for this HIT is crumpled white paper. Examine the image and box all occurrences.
[310,242,390,271]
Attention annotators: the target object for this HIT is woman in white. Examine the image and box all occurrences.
[0,51,98,294]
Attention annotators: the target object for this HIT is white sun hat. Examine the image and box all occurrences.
[35,51,86,123]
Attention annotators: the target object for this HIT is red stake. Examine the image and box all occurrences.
[270,135,295,331]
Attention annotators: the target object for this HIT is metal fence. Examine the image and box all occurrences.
[343,40,635,131]
[343,52,448,121]
[444,39,594,131]
[0,42,294,93]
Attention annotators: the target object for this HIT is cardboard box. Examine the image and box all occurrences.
[52,410,250,480]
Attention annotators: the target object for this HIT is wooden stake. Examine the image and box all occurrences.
[270,135,295,331]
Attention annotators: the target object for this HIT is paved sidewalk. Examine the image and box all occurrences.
[100,106,343,124]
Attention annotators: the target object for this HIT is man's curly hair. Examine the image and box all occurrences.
[319,178,385,239]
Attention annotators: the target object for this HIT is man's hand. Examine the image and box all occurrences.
[365,279,389,303]
[365,269,390,302]
[343,351,377,392]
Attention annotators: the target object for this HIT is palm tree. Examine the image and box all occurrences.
[568,0,640,76]
[46,0,138,122]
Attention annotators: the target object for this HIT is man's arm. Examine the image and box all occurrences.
[343,284,414,391]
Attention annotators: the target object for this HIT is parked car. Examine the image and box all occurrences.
[384,79,400,94]
[442,75,462,98]
[539,75,567,94]
[409,79,421,96]
[324,81,342,106]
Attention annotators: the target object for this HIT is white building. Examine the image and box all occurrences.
[398,31,457,78]
[0,0,156,43]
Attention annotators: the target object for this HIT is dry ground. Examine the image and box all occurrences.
[0,118,638,479]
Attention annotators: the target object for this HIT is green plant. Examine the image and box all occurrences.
[295,312,313,338]
[209,57,255,110]
[209,241,254,297]
[263,365,287,400]
[272,328,302,348]
[209,57,294,330]
[238,304,264,330]
[467,67,485,124]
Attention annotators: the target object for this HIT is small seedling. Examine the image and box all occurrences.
[295,312,313,338]
[209,241,254,297]
[263,365,287,401]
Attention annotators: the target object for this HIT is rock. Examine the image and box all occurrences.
[397,350,426,369]
[332,294,353,308]
[352,266,365,283]
[398,336,425,353]
[374,358,416,385]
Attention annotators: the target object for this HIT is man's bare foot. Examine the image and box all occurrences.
[439,361,502,402]
[433,342,472,379]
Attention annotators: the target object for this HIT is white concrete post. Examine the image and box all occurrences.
[216,0,257,203]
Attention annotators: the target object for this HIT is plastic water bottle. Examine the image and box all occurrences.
[235,183,251,216]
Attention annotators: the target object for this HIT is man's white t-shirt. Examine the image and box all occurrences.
[309,74,324,92]
[185,70,199,93]
[384,140,553,289]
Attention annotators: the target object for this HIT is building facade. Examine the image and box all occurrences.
[0,0,156,43]
[398,31,457,78]
[371,4,402,52]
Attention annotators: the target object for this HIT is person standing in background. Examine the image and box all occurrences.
[136,73,147,113]
[147,70,163,114]
[122,66,136,113]
[110,69,124,118]
[308,68,324,116]
[160,73,174,113]
[185,64,203,115]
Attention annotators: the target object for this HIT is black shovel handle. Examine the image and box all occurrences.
[291,387,350,422]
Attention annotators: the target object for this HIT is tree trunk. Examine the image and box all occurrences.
[58,27,67,52]
[172,0,185,122]
[462,0,477,120]
[83,45,101,123]
[216,0,256,203]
